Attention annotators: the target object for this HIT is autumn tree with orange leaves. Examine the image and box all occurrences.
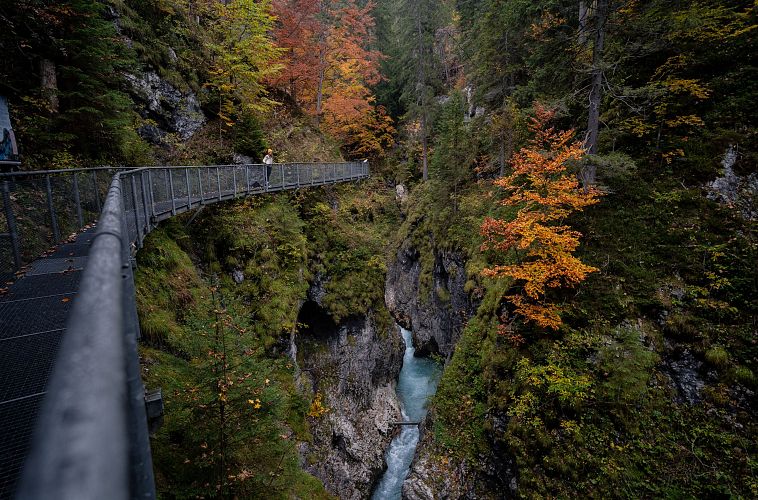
[481,104,601,330]
[270,0,394,158]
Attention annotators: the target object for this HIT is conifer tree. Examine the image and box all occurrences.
[0,0,137,164]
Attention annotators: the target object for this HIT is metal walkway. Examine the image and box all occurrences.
[0,162,368,499]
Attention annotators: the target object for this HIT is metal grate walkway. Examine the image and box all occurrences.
[0,228,95,498]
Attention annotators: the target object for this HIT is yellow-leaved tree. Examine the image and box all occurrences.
[205,0,284,130]
[481,103,601,331]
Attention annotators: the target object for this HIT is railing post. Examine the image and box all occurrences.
[141,171,151,233]
[168,169,176,216]
[296,164,300,186]
[216,167,222,201]
[163,171,170,203]
[245,165,251,194]
[332,164,336,184]
[311,165,314,186]
[92,170,101,213]
[147,169,155,221]
[279,164,284,189]
[264,164,269,192]
[198,168,204,204]
[72,172,84,228]
[130,175,143,248]
[2,180,21,271]
[232,167,237,197]
[185,167,191,209]
[45,174,61,243]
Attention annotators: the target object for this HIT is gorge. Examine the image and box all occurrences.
[1,0,755,498]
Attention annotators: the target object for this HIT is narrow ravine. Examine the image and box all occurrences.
[372,327,442,499]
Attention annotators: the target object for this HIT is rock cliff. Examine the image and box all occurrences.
[293,293,404,499]
[125,70,206,143]
[385,240,472,358]
[402,420,517,500]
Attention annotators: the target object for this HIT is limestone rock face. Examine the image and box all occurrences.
[294,297,404,499]
[401,414,518,500]
[125,70,206,142]
[663,344,706,404]
[708,145,758,221]
[385,240,472,358]
[395,184,408,204]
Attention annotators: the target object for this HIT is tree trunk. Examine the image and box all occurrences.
[578,1,589,45]
[421,112,429,181]
[315,31,326,124]
[584,0,609,185]
[315,0,327,124]
[499,138,506,177]
[416,10,429,181]
[316,62,324,120]
[39,58,58,113]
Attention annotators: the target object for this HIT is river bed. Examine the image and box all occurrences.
[372,327,442,499]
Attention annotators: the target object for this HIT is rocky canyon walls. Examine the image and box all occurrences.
[293,284,404,499]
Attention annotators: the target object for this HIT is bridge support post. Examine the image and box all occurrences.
[130,175,143,248]
[92,170,101,213]
[2,180,21,271]
[45,174,61,243]
[147,169,155,222]
[141,172,151,233]
[216,167,222,201]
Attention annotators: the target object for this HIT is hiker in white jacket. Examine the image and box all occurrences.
[263,148,273,187]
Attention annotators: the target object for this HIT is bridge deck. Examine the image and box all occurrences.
[0,162,368,499]
[0,227,94,498]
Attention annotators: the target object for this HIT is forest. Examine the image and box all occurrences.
[0,0,756,498]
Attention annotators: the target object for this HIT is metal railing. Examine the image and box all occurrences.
[0,167,119,282]
[0,162,368,281]
[10,161,369,499]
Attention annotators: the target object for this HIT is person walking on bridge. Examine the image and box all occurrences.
[263,148,274,187]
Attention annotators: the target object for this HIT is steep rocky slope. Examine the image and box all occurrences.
[294,291,403,498]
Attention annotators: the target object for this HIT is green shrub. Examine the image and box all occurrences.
[705,346,729,369]
[734,366,756,386]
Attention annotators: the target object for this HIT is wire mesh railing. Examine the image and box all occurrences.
[11,161,368,500]
[0,168,117,282]
[0,162,368,282]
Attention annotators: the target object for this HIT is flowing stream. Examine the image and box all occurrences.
[372,327,442,499]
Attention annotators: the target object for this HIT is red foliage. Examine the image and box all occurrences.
[270,0,394,157]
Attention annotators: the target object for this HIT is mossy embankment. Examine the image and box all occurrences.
[135,174,399,498]
[394,157,757,497]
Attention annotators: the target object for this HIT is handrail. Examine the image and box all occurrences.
[14,161,369,499]
[0,166,123,178]
[17,177,131,500]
